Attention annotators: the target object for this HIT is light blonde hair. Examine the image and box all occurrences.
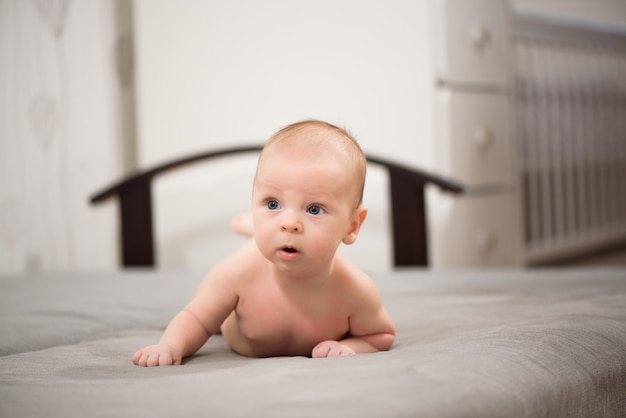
[258,119,366,206]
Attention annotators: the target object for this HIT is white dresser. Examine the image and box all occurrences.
[427,0,525,268]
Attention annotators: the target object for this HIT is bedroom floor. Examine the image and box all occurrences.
[548,245,626,267]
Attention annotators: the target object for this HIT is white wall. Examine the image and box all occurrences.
[134,0,434,169]
[0,0,125,274]
[133,0,626,272]
[133,0,434,271]
[2,0,624,274]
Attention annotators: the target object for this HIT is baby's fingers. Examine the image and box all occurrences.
[132,349,153,367]
[156,351,177,366]
[132,350,143,365]
[146,352,162,367]
[132,347,174,367]
[326,345,354,357]
[312,340,356,358]
[311,341,330,358]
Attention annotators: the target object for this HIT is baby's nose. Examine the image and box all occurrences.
[280,212,302,233]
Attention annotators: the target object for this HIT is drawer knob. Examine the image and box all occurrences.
[473,128,493,149]
[470,25,491,50]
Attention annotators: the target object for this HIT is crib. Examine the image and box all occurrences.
[428,1,626,267]
[514,11,626,264]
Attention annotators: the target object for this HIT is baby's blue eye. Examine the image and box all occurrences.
[267,200,280,210]
[307,205,324,215]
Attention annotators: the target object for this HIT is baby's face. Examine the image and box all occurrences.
[251,146,361,274]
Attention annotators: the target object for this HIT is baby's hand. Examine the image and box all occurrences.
[132,344,182,367]
[312,340,356,358]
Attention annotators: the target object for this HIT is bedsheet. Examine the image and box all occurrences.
[1,269,625,417]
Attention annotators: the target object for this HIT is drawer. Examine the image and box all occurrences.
[427,189,524,268]
[432,0,510,86]
[434,90,512,185]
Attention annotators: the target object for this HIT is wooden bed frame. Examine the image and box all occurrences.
[90,146,463,268]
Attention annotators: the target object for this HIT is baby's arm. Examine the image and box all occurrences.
[312,276,395,358]
[311,311,395,357]
[132,309,211,366]
[133,259,240,367]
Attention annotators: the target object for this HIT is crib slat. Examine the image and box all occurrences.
[559,48,577,242]
[537,46,554,249]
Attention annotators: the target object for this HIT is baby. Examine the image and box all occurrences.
[132,120,396,366]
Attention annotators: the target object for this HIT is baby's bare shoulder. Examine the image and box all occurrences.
[200,245,267,290]
[333,254,381,298]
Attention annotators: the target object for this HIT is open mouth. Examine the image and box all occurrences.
[282,247,298,254]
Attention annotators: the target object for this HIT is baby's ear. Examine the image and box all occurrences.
[343,207,368,245]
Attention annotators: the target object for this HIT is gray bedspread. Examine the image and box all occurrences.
[1,269,625,417]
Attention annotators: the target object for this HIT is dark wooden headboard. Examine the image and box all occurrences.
[90,146,463,268]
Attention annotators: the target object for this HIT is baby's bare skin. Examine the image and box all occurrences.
[224,213,393,357]
[133,244,394,365]
[132,120,396,366]
[220,246,392,357]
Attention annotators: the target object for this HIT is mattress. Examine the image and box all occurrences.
[1,268,625,417]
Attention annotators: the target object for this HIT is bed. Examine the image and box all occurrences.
[1,268,625,417]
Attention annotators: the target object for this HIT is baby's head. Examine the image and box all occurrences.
[256,120,366,209]
[251,120,368,258]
